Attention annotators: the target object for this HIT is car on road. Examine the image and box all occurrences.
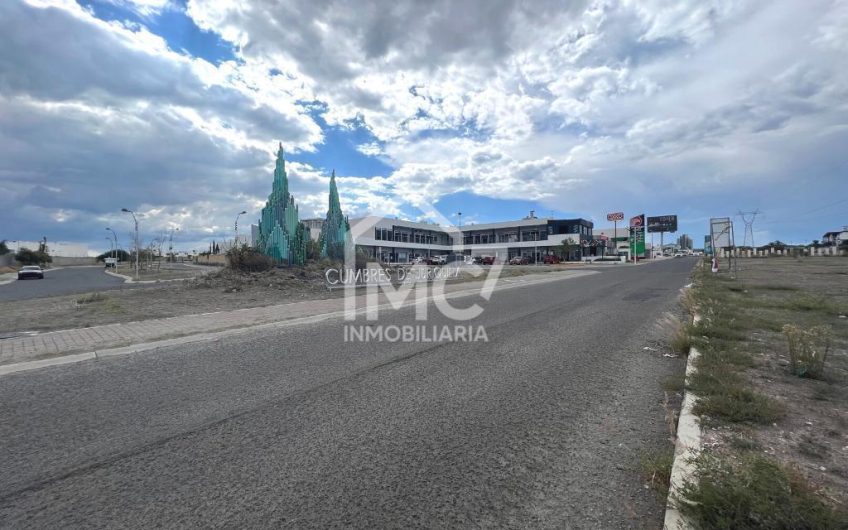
[673,251,685,257]
[17,265,45,280]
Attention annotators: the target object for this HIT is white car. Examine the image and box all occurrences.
[17,265,44,279]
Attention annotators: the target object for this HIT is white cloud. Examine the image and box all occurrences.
[2,0,847,248]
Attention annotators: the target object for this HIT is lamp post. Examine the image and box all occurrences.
[105,237,114,264]
[234,210,247,247]
[168,227,179,262]
[105,227,118,266]
[121,208,139,279]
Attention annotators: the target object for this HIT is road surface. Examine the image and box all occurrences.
[0,258,696,528]
[0,266,129,302]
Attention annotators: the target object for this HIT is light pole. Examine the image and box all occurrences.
[121,208,139,279]
[235,210,247,247]
[168,227,179,262]
[105,227,118,265]
[105,237,114,264]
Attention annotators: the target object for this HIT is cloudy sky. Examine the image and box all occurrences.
[1,0,846,253]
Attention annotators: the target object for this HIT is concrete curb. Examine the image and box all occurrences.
[0,269,599,377]
[663,313,702,530]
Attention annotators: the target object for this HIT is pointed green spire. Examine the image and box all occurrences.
[257,142,307,265]
[272,142,288,196]
[328,169,341,214]
[319,169,350,260]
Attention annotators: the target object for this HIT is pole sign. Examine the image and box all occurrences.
[607,212,624,222]
[629,214,646,257]
[647,215,678,233]
[704,235,713,255]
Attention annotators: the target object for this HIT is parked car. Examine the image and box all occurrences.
[509,256,529,265]
[543,255,561,264]
[431,255,448,265]
[481,256,495,265]
[17,265,44,280]
[673,251,685,257]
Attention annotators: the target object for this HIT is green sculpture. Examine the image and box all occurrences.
[256,144,307,265]
[318,170,351,260]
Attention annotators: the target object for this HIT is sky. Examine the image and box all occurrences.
[1,0,846,254]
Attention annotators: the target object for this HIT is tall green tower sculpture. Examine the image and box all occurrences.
[256,144,308,265]
[318,170,350,260]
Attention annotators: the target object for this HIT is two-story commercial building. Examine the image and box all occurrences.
[349,214,598,263]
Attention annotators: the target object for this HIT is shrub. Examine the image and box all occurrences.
[95,249,131,263]
[225,244,274,272]
[782,324,832,379]
[678,453,846,529]
[14,247,51,265]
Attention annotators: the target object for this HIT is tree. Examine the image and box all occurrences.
[15,247,52,266]
[0,240,9,255]
[95,249,131,262]
[558,239,580,260]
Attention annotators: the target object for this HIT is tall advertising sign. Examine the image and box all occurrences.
[704,235,713,256]
[629,214,646,259]
[647,215,678,233]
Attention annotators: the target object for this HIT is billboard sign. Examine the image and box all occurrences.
[607,212,624,222]
[629,214,646,257]
[710,217,733,249]
[647,215,678,233]
[704,235,713,255]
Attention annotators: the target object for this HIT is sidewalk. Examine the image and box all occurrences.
[0,269,595,371]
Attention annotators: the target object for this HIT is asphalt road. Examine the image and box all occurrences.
[0,258,696,528]
[0,266,128,301]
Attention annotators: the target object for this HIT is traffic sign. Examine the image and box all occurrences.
[607,212,624,222]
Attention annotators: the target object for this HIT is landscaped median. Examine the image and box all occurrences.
[667,258,848,529]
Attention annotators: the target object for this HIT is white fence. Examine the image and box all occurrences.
[717,246,846,258]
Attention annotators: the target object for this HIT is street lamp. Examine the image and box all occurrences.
[235,210,247,246]
[121,208,139,279]
[168,227,179,262]
[105,227,118,265]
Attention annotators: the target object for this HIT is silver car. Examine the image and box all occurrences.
[17,265,45,279]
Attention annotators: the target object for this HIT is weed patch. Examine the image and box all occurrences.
[782,324,832,379]
[678,453,845,529]
[639,447,674,497]
[75,292,107,305]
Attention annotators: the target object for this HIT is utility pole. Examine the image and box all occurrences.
[121,208,139,280]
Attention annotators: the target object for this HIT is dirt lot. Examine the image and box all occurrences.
[0,262,587,334]
[681,257,848,526]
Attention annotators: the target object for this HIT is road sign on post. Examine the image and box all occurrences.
[629,214,645,260]
[607,212,624,257]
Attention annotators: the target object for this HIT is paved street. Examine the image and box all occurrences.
[0,266,127,302]
[0,259,696,528]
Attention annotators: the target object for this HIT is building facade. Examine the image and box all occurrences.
[349,215,597,263]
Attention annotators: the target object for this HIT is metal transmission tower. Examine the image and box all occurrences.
[737,210,760,248]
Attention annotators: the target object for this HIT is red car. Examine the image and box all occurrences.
[543,255,561,264]
[481,256,495,265]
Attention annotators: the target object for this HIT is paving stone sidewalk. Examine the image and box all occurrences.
[0,270,593,367]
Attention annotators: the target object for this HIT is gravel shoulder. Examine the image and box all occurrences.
[0,262,598,334]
